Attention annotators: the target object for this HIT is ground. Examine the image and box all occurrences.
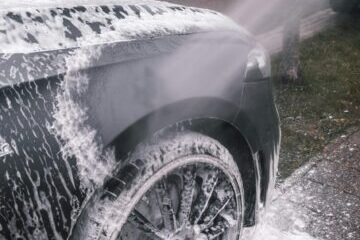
[268,127,360,240]
[256,13,360,240]
[273,15,360,180]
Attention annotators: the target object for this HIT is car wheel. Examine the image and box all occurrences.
[330,0,359,13]
[71,132,245,240]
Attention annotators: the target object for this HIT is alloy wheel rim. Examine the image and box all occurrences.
[117,160,243,240]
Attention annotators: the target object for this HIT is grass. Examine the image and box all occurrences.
[273,16,360,180]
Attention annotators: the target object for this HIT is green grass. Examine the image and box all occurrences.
[273,16,360,180]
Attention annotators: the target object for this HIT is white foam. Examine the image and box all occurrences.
[0,0,242,53]
[243,189,320,240]
[250,225,317,240]
[51,46,115,189]
[0,0,165,9]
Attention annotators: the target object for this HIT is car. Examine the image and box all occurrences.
[0,1,280,239]
[329,0,360,13]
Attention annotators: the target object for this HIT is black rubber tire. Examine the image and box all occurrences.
[70,131,245,240]
[330,0,359,13]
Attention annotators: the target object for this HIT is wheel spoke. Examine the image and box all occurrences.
[178,166,196,226]
[154,179,177,231]
[199,180,234,230]
[120,161,242,240]
[128,209,166,239]
[191,167,219,224]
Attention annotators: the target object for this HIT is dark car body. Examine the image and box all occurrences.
[0,1,280,239]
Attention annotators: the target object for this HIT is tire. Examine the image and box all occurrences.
[71,132,245,240]
[330,0,359,13]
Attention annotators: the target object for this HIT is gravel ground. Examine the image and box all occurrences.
[271,127,360,240]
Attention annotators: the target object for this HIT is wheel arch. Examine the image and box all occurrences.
[107,97,260,226]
